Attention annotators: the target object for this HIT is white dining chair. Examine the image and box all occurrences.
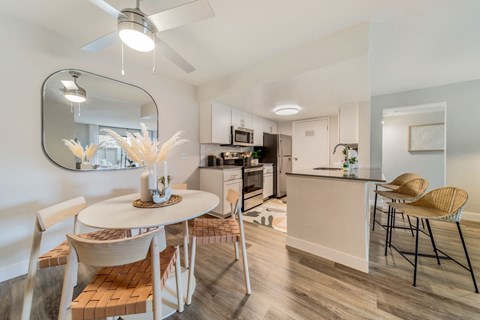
[186,189,251,305]
[58,227,184,320]
[21,196,128,320]
[170,183,190,269]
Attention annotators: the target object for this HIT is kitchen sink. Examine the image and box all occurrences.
[313,167,342,171]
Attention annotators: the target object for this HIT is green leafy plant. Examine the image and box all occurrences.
[251,150,261,159]
[159,175,173,187]
[348,157,357,165]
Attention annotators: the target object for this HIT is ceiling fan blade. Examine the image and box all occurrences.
[155,37,195,73]
[148,0,214,32]
[88,0,124,18]
[81,32,118,52]
[61,81,78,90]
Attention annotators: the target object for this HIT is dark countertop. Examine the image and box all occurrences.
[198,165,243,170]
[286,167,386,183]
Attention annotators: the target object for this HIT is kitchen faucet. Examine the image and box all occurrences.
[333,143,349,160]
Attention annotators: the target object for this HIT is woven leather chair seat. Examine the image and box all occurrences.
[38,229,127,269]
[71,246,177,320]
[193,218,240,245]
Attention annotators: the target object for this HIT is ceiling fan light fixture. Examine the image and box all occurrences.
[64,71,87,103]
[64,89,87,103]
[274,105,301,116]
[118,9,156,52]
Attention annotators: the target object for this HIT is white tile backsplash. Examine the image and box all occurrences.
[200,144,253,166]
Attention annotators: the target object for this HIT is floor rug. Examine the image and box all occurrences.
[243,198,287,233]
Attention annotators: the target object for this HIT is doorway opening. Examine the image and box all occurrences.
[382,102,447,190]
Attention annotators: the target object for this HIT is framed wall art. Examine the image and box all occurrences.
[408,123,445,152]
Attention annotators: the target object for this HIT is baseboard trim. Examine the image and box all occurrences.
[0,260,28,283]
[463,211,480,222]
[286,235,369,273]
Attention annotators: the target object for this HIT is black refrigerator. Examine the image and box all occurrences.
[262,133,292,198]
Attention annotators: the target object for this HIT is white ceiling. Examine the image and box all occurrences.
[3,0,480,117]
[216,56,369,120]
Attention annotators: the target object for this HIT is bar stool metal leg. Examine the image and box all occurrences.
[384,205,391,256]
[425,219,441,265]
[372,185,378,231]
[413,217,420,287]
[389,202,396,247]
[456,222,479,293]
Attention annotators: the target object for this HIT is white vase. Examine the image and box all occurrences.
[140,167,152,202]
[80,161,92,170]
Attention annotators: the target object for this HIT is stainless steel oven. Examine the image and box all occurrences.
[231,126,254,147]
[243,165,264,211]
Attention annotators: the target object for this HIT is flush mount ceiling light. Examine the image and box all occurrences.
[118,8,156,52]
[274,105,301,116]
[62,71,87,103]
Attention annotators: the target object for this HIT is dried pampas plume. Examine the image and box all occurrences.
[101,123,189,165]
[62,139,85,160]
[62,139,104,161]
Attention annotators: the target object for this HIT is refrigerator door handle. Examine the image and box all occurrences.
[279,138,283,172]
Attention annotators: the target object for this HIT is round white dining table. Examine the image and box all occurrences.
[77,189,219,318]
[78,189,219,230]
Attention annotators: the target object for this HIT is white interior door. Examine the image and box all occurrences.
[292,119,329,170]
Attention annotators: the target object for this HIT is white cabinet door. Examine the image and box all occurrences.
[231,108,244,127]
[263,174,273,199]
[231,108,253,129]
[252,116,265,146]
[223,179,243,214]
[211,102,231,144]
[265,120,277,134]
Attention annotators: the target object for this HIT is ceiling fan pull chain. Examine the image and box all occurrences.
[152,40,156,74]
[121,42,125,76]
[78,103,81,117]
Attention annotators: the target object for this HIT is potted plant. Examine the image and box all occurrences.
[251,150,261,165]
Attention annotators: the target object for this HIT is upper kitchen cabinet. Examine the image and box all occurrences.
[338,103,358,143]
[265,119,278,134]
[252,116,265,146]
[231,108,252,129]
[200,101,231,144]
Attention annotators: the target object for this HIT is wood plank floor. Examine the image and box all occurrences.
[2,212,480,320]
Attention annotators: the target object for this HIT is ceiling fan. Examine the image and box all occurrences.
[61,71,87,103]
[83,0,215,73]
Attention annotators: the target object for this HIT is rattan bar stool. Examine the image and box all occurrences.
[372,173,421,231]
[21,197,129,320]
[389,187,478,292]
[374,178,429,255]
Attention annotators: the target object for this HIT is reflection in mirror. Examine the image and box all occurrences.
[42,69,157,171]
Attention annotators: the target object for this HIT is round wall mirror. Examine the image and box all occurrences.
[42,69,158,171]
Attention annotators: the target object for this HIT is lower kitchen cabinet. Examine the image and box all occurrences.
[263,164,274,199]
[200,168,243,217]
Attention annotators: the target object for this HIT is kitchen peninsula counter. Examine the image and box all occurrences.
[286,167,385,273]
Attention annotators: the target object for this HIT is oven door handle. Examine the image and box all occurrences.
[245,167,263,173]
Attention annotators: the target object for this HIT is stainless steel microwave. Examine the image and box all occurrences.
[231,126,254,146]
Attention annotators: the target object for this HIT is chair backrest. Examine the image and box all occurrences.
[395,178,429,198]
[171,183,187,190]
[226,189,241,218]
[412,187,468,221]
[36,196,87,232]
[389,173,422,187]
[66,227,166,267]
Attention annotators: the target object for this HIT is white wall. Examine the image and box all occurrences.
[0,13,200,281]
[277,121,292,136]
[371,79,480,214]
[382,111,445,190]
